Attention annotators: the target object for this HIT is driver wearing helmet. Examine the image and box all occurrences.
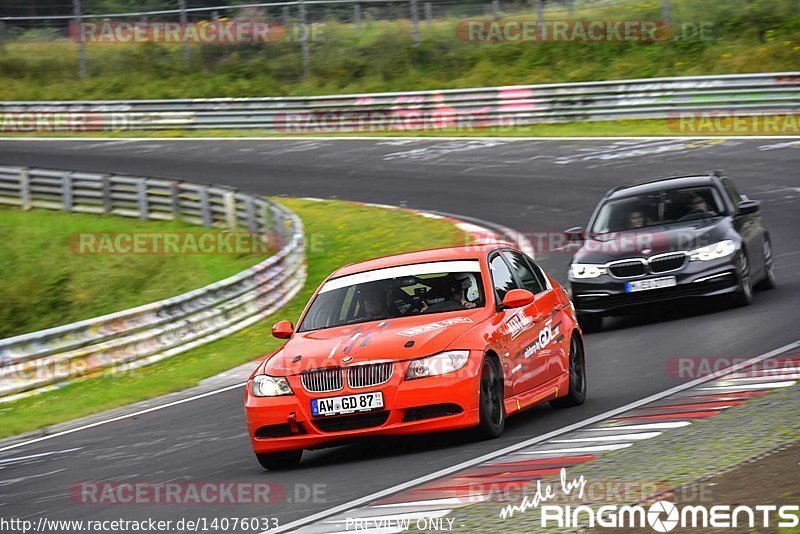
[421,273,479,313]
[356,283,388,321]
[452,274,478,309]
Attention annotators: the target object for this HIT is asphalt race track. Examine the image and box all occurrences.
[0,138,798,531]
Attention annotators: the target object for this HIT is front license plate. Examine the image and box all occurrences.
[625,276,677,293]
[311,392,384,417]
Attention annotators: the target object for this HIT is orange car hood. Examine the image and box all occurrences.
[260,309,488,377]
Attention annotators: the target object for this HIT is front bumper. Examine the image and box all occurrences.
[245,351,482,454]
[569,256,739,316]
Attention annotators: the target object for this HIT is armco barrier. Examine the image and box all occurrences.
[0,165,306,400]
[0,72,798,132]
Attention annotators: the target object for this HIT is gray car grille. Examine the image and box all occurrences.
[608,260,647,278]
[301,368,344,392]
[649,253,688,273]
[348,362,394,389]
[301,362,394,392]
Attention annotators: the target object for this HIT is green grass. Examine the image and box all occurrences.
[3,116,798,138]
[782,512,800,534]
[0,0,797,100]
[0,207,267,339]
[0,198,467,439]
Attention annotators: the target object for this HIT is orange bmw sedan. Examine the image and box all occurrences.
[245,244,587,469]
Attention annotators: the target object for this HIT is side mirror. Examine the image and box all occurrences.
[501,289,535,309]
[564,226,585,244]
[738,199,761,215]
[271,320,294,339]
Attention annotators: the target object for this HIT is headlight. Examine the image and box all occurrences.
[251,375,293,397]
[689,240,736,261]
[569,263,607,279]
[405,350,470,380]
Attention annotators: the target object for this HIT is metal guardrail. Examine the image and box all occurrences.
[0,72,798,132]
[0,165,306,400]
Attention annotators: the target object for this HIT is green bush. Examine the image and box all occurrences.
[0,0,797,100]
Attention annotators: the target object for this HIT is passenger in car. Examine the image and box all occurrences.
[628,210,649,229]
[357,284,389,321]
[424,277,477,312]
[687,192,716,216]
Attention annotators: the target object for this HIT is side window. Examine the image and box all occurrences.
[503,251,545,294]
[721,178,742,212]
[489,254,518,302]
[525,256,550,292]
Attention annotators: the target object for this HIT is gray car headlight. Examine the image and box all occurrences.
[689,240,736,261]
[405,350,470,380]
[251,375,293,397]
[569,263,607,280]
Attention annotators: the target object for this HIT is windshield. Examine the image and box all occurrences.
[590,186,726,234]
[297,260,485,332]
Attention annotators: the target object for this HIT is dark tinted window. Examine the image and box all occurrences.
[489,254,518,301]
[503,251,545,294]
[525,256,550,293]
[591,186,725,233]
[297,265,486,332]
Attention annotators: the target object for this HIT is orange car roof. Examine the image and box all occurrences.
[330,244,505,278]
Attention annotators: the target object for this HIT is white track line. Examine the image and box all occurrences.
[370,496,489,509]
[0,447,82,464]
[519,443,634,454]
[549,431,662,443]
[269,338,800,534]
[698,380,796,392]
[724,374,800,382]
[582,422,691,431]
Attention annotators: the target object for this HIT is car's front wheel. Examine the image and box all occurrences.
[255,449,303,470]
[551,336,587,409]
[475,356,505,439]
[755,238,776,291]
[732,251,754,306]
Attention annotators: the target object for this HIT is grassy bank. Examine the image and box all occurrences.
[3,116,798,138]
[0,207,267,339]
[0,198,467,438]
[0,0,797,100]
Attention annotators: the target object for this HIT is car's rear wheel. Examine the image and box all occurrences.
[732,251,753,306]
[551,336,587,409]
[755,239,776,290]
[475,356,505,439]
[255,449,303,470]
[577,313,602,333]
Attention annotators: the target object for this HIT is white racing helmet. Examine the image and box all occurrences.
[455,273,480,302]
